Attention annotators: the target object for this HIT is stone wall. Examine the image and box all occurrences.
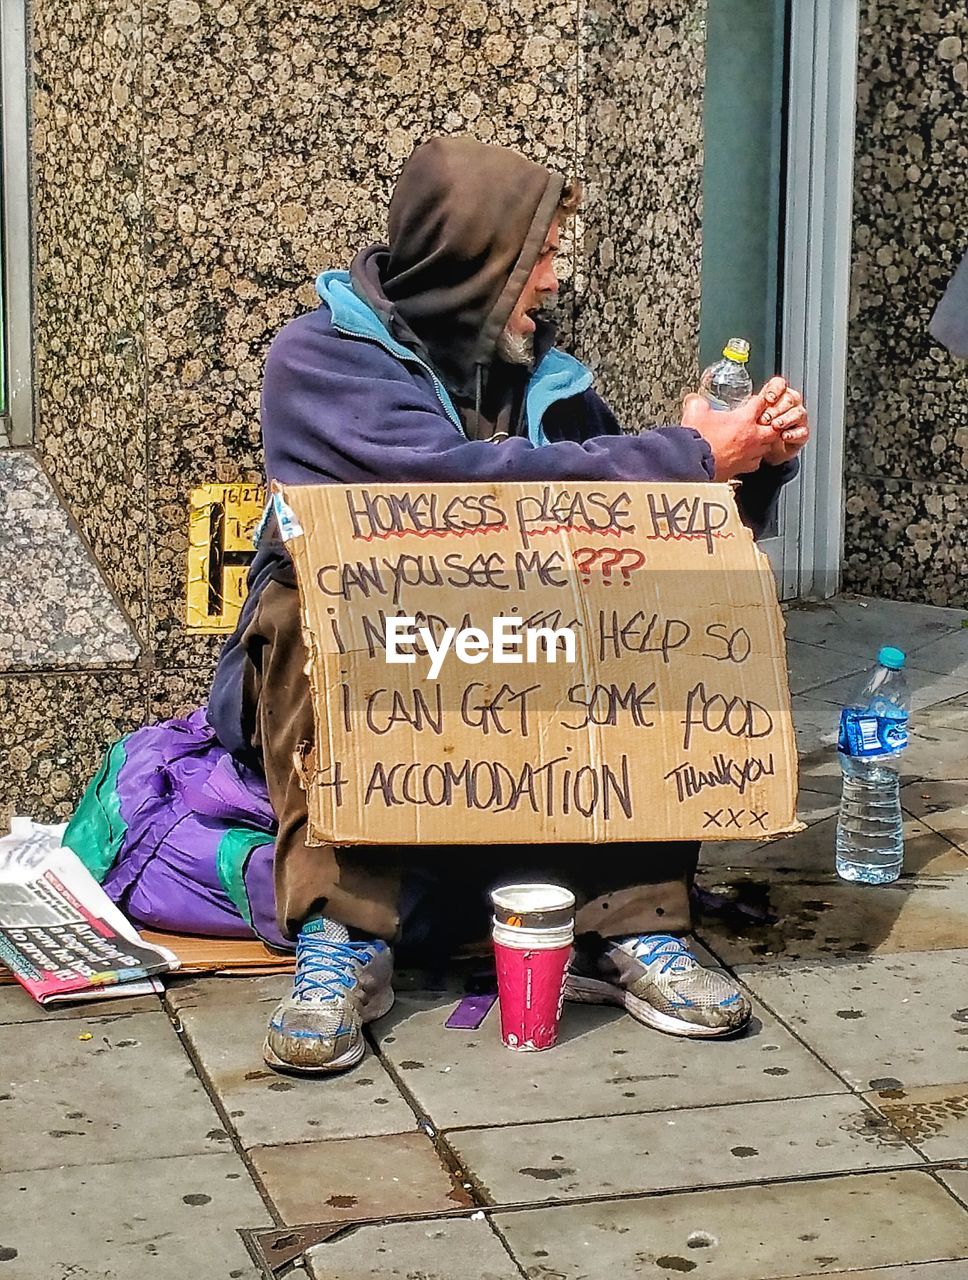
[843,0,968,606]
[1,0,705,820]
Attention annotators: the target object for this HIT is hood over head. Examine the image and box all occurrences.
[351,135,564,399]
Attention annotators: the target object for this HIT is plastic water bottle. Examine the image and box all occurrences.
[835,647,910,884]
[699,338,753,410]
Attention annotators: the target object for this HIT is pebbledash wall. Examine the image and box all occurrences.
[0,0,964,822]
[842,0,967,605]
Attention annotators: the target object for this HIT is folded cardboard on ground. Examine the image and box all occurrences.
[282,481,800,846]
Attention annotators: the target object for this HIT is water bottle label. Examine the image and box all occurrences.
[838,708,908,758]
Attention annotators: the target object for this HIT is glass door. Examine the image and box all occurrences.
[700,0,791,585]
[700,0,860,601]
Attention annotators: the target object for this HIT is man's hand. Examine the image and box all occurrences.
[680,389,778,481]
[757,376,810,465]
[681,376,810,479]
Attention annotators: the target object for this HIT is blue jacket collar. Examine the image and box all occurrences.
[316,270,593,446]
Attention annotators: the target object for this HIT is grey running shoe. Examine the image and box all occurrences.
[564,932,751,1038]
[264,917,394,1073]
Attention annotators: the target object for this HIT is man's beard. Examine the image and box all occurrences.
[496,326,535,367]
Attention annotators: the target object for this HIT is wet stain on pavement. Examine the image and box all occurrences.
[876,1090,968,1143]
[325,1194,358,1208]
[608,1073,679,1085]
[269,1081,294,1092]
[840,1111,908,1149]
[519,1167,575,1181]
[244,1069,273,1081]
[48,1129,86,1138]
[182,1193,212,1206]
[399,1060,425,1070]
[730,1146,759,1157]
[869,1078,905,1093]
[836,1009,865,1019]
[655,1256,697,1272]
[763,1067,789,1076]
[0,1248,18,1261]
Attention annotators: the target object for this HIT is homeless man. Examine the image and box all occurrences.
[206,136,809,1073]
[64,135,808,1073]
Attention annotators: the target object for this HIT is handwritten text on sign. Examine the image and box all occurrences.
[284,483,798,847]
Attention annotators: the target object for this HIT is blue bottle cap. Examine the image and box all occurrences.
[878,646,906,670]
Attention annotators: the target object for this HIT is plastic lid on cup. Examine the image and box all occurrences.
[878,646,906,670]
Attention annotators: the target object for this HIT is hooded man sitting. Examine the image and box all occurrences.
[68,136,809,1074]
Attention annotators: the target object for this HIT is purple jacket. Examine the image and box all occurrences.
[207,273,796,756]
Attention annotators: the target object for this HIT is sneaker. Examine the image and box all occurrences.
[264,918,394,1074]
[564,933,751,1039]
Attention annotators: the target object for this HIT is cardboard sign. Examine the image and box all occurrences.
[284,482,799,847]
[186,484,265,633]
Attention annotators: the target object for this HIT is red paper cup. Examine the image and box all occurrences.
[490,883,575,1051]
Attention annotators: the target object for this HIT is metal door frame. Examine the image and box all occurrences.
[1,0,33,445]
[770,0,860,599]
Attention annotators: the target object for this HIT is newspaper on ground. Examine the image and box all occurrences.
[0,818,179,1005]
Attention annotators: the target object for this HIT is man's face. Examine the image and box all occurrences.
[505,214,561,340]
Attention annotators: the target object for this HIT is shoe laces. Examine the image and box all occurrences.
[294,933,382,1000]
[624,933,698,977]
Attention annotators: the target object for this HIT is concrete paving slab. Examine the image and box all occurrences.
[448,1094,918,1206]
[921,695,968,732]
[492,1170,968,1279]
[784,596,965,658]
[699,873,968,963]
[908,631,968,678]
[250,1131,471,1225]
[808,665,968,716]
[305,1217,521,1280]
[0,1011,228,1172]
[0,983,162,1024]
[937,1167,968,1208]
[902,725,968,781]
[166,973,293,1012]
[372,994,844,1130]
[176,992,415,1148]
[698,793,842,876]
[736,951,968,1090]
[0,1152,268,1279]
[902,779,968,852]
[795,787,842,824]
[797,748,843,795]
[699,814,965,878]
[791,695,840,755]
[786,641,868,695]
[864,1082,968,1161]
[789,1265,968,1280]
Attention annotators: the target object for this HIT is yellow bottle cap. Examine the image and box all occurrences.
[723,338,751,363]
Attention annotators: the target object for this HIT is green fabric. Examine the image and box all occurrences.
[62,738,129,882]
[215,827,272,927]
